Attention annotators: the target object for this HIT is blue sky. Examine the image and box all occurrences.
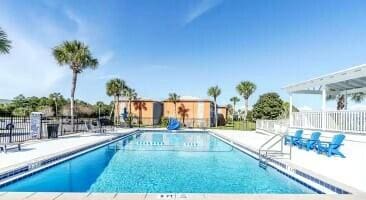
[1,0,366,110]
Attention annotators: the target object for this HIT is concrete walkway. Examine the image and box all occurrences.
[0,192,365,200]
[209,129,366,193]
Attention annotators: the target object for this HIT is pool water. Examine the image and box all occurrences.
[0,131,315,193]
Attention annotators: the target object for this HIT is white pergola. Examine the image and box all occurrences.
[283,64,366,130]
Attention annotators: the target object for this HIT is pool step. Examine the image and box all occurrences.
[258,159,267,169]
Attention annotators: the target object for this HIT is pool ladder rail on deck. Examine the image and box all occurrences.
[258,134,292,169]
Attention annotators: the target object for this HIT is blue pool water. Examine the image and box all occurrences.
[0,131,315,193]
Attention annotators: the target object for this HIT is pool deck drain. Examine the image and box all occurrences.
[0,192,365,200]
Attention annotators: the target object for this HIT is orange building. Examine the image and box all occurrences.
[217,106,228,126]
[163,97,215,128]
[116,99,163,126]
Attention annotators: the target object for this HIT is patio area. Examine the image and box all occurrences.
[210,129,366,193]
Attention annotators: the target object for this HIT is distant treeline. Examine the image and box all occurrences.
[0,93,112,117]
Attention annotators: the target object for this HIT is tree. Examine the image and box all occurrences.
[95,101,111,118]
[327,91,365,110]
[0,27,11,54]
[207,85,221,127]
[106,78,125,124]
[281,102,299,119]
[236,81,256,119]
[178,104,189,126]
[226,104,234,121]
[124,87,137,127]
[53,40,98,130]
[133,100,147,127]
[168,93,180,118]
[230,96,240,119]
[48,92,66,117]
[252,92,284,120]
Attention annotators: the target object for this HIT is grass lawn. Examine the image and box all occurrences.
[214,120,256,131]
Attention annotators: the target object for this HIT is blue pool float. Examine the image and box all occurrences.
[167,118,180,130]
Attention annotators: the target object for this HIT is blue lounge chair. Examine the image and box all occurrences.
[284,129,303,146]
[298,132,321,151]
[316,134,346,158]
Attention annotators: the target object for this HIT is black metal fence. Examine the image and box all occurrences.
[119,117,213,128]
[0,114,113,145]
[0,115,32,143]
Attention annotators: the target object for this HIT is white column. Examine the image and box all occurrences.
[344,90,348,110]
[289,93,293,127]
[322,85,327,130]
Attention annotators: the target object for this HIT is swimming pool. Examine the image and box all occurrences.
[0,131,315,193]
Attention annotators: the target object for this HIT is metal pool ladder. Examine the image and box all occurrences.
[258,134,292,169]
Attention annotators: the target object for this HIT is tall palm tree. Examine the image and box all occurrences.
[133,100,147,127]
[207,86,221,127]
[178,104,189,126]
[124,87,137,127]
[53,40,98,130]
[168,93,180,118]
[230,96,240,118]
[236,81,256,120]
[106,78,125,124]
[0,27,11,54]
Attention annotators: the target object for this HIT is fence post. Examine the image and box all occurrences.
[9,116,13,143]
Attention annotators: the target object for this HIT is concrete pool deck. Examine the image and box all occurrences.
[0,129,137,172]
[0,128,365,199]
[209,129,366,193]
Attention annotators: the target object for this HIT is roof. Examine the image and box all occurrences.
[284,64,366,94]
[118,98,158,103]
[163,96,213,102]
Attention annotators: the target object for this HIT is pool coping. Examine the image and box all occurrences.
[0,128,362,196]
[208,130,364,195]
[0,192,365,200]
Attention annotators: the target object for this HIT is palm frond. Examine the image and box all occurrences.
[53,40,98,72]
[0,27,11,54]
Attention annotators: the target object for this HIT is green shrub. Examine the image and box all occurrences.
[161,117,169,127]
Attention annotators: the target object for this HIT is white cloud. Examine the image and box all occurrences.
[0,21,68,98]
[0,6,111,99]
[99,51,115,66]
[184,0,223,25]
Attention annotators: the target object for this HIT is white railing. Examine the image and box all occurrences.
[256,119,289,134]
[291,111,366,134]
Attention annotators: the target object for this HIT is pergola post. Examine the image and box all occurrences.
[289,93,293,127]
[321,85,327,130]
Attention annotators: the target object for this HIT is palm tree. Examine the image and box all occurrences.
[53,40,98,130]
[49,92,63,117]
[168,93,180,118]
[0,27,11,54]
[124,87,137,127]
[207,86,221,127]
[95,101,104,119]
[236,81,256,120]
[133,100,147,127]
[230,96,240,119]
[327,91,365,110]
[106,78,125,124]
[178,104,189,126]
